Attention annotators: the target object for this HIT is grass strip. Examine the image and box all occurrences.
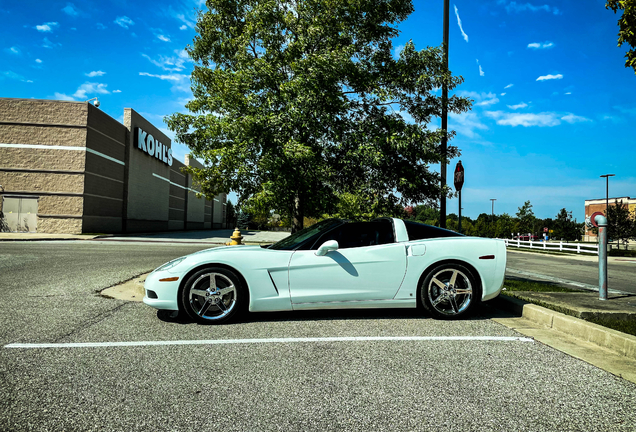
[502,278,579,293]
[500,278,636,337]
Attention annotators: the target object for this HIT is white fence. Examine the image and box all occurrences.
[502,239,599,255]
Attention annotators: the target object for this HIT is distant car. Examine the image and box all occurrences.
[143,218,507,323]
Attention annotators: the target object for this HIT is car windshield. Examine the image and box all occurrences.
[268,219,344,250]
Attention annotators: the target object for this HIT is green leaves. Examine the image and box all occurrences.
[168,0,471,230]
[606,0,636,74]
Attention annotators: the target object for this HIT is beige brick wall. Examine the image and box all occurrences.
[0,171,84,193]
[0,124,86,147]
[0,99,87,125]
[1,148,86,171]
[38,217,82,234]
[38,195,84,216]
[124,108,171,224]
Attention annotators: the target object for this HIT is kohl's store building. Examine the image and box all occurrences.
[0,98,227,233]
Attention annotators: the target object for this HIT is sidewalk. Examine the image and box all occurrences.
[491,291,636,384]
[0,229,290,244]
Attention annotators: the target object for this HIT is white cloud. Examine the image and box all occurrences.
[527,41,554,49]
[613,105,636,116]
[449,111,488,139]
[500,93,506,96]
[170,10,197,30]
[142,50,191,72]
[498,1,561,15]
[140,72,191,93]
[461,91,499,107]
[42,38,61,49]
[113,89,122,93]
[8,46,20,55]
[561,114,592,124]
[157,34,171,42]
[454,5,469,42]
[73,82,110,99]
[486,111,560,127]
[486,111,591,127]
[476,96,498,106]
[504,83,514,89]
[507,102,528,110]
[536,73,563,81]
[85,70,106,77]
[180,25,187,30]
[62,3,79,16]
[114,16,134,29]
[35,58,42,63]
[140,72,185,81]
[476,59,484,76]
[96,23,107,30]
[565,92,572,95]
[601,114,622,123]
[2,71,32,82]
[54,92,75,101]
[35,22,59,32]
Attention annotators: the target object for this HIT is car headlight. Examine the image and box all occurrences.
[155,256,186,272]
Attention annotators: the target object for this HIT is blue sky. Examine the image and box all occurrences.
[1,0,634,221]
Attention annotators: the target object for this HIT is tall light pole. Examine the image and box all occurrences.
[440,0,450,228]
[490,198,496,237]
[600,174,615,218]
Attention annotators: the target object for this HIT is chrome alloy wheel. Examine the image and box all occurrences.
[188,272,237,321]
[425,267,473,317]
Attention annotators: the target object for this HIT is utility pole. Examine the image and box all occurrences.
[440,0,449,228]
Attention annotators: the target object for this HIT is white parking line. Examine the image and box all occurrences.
[4,336,534,349]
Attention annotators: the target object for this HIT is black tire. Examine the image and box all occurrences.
[180,266,245,324]
[419,263,480,319]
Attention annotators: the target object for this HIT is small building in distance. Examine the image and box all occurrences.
[0,98,226,234]
[584,196,635,241]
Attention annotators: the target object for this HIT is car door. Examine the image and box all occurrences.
[288,220,407,304]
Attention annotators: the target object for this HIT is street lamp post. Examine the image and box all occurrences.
[600,174,615,218]
[490,198,496,237]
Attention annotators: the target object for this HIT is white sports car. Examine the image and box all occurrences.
[143,218,506,323]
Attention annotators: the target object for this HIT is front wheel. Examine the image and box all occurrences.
[420,263,480,319]
[180,267,244,324]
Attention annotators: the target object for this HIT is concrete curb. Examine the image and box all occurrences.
[0,235,105,241]
[495,295,636,359]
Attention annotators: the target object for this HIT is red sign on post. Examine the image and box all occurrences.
[454,160,464,191]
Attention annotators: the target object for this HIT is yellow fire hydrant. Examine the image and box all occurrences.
[226,227,243,246]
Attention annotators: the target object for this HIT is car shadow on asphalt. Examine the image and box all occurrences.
[156,301,519,325]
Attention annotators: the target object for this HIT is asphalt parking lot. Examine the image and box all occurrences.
[2,241,636,431]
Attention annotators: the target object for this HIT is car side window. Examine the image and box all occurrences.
[313,220,395,249]
[404,220,463,240]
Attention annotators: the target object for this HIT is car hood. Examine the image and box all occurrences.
[187,244,264,258]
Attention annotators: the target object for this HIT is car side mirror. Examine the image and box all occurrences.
[315,240,339,256]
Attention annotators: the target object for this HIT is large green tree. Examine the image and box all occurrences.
[552,208,582,241]
[606,0,636,74]
[515,201,536,236]
[167,0,470,232]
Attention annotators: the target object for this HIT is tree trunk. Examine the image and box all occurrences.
[291,195,304,234]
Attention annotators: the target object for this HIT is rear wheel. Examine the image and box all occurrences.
[180,267,244,324]
[420,263,480,319]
